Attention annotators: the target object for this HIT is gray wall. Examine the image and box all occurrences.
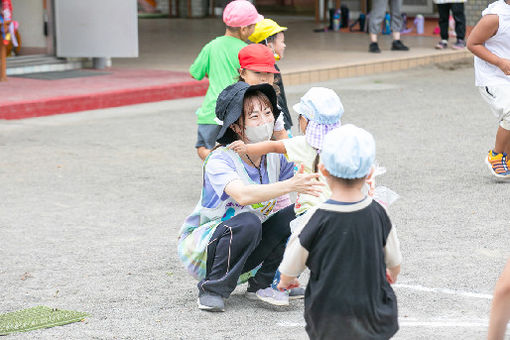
[12,0,46,49]
[465,0,491,26]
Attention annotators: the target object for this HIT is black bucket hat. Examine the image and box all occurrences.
[215,82,279,145]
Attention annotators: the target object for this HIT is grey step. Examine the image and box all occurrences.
[6,55,67,68]
[6,56,83,76]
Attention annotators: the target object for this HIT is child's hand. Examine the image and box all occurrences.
[385,269,394,284]
[497,58,510,75]
[228,140,248,154]
[386,265,400,284]
[277,277,300,291]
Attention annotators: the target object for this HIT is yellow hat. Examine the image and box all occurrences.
[248,19,288,44]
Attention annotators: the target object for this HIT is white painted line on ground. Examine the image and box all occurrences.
[393,283,493,300]
[277,321,305,327]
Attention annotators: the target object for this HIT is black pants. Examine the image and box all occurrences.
[437,3,465,41]
[198,205,294,298]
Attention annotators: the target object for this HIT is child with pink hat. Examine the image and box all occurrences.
[190,0,263,161]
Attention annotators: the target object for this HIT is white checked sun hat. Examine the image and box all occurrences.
[293,87,344,150]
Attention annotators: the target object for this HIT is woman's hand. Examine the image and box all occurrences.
[497,58,510,75]
[228,140,249,154]
[289,165,325,197]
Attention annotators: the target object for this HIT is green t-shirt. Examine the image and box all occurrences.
[189,36,247,125]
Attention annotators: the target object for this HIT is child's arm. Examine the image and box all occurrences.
[384,226,402,283]
[488,259,510,340]
[278,274,300,291]
[189,45,209,80]
[228,140,287,158]
[225,166,323,206]
[273,130,289,140]
[467,15,510,75]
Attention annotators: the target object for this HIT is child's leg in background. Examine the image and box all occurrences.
[494,126,510,156]
[488,259,510,340]
[437,3,451,41]
[196,124,221,160]
[451,3,466,41]
[483,86,510,155]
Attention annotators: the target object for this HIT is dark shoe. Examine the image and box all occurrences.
[391,40,410,51]
[197,293,225,312]
[452,39,466,50]
[288,287,306,300]
[369,42,381,53]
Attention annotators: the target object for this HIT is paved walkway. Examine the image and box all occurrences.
[114,16,471,84]
[0,69,206,119]
[0,15,471,119]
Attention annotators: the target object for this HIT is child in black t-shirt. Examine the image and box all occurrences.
[278,124,402,340]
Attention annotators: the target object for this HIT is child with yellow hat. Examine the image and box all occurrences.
[249,19,293,135]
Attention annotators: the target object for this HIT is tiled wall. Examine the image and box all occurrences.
[465,0,491,26]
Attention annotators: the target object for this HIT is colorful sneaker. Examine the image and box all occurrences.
[288,287,306,300]
[435,40,448,50]
[246,287,289,306]
[197,293,225,312]
[485,150,510,179]
[452,39,466,50]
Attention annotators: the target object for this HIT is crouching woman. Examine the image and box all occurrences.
[178,82,322,312]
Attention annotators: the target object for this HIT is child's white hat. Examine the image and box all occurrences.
[293,87,343,125]
[321,124,375,179]
[293,87,343,150]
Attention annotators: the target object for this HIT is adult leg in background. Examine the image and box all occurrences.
[389,0,404,36]
[369,0,386,42]
[437,3,451,41]
[451,2,466,41]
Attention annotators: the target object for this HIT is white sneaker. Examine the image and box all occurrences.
[246,287,289,306]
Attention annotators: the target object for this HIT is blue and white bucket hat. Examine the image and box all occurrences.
[321,124,375,179]
[292,87,344,151]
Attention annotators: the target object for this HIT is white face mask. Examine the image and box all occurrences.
[245,122,274,143]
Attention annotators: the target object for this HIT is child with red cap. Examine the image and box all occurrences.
[190,0,263,161]
[237,43,288,140]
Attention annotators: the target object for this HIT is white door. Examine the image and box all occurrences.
[54,0,138,58]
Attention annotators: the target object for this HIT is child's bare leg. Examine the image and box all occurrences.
[488,259,510,340]
[494,126,510,155]
[197,146,211,161]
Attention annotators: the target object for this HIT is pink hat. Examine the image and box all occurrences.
[223,0,263,27]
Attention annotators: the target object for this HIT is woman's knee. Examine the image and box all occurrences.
[229,212,263,238]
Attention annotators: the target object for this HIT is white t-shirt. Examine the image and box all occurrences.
[282,136,332,215]
[474,0,510,86]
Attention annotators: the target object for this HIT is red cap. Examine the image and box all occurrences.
[238,44,280,74]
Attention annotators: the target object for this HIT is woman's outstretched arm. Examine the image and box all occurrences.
[225,166,323,206]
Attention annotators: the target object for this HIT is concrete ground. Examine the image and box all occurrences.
[1,60,510,339]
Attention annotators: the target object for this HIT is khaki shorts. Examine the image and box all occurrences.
[478,85,510,130]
